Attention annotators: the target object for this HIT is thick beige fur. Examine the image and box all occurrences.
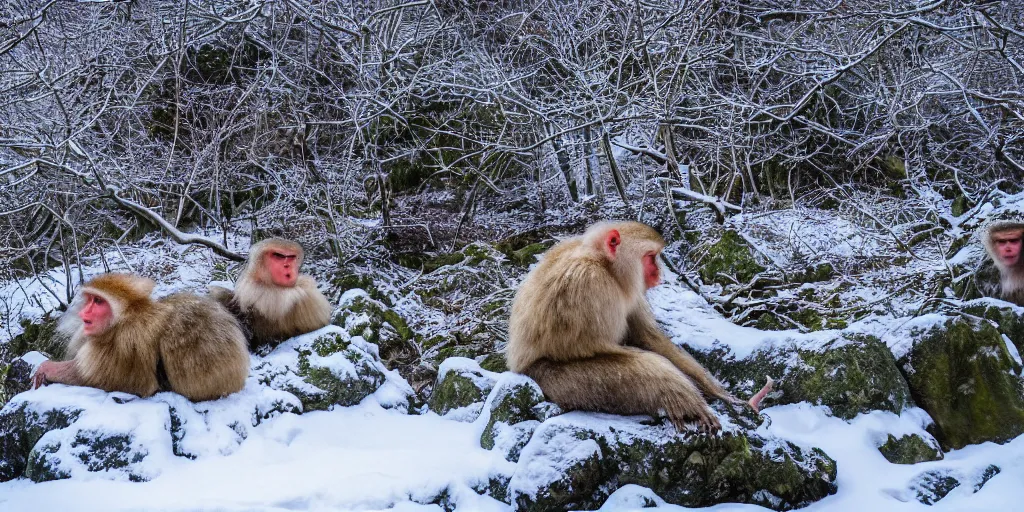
[61,273,249,401]
[210,238,332,352]
[506,221,738,432]
[982,220,1024,305]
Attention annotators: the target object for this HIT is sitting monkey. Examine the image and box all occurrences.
[974,220,1024,306]
[506,221,769,433]
[210,238,332,353]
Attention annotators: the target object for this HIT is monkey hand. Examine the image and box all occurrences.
[32,360,73,389]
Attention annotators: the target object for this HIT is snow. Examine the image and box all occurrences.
[2,232,1024,511]
[0,401,511,511]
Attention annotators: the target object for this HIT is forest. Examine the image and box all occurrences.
[1,1,1023,510]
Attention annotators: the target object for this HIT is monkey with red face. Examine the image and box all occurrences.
[506,221,769,433]
[209,238,332,353]
[34,273,249,401]
[975,220,1024,306]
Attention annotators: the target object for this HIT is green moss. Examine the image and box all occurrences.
[509,243,549,266]
[516,423,838,511]
[428,367,493,417]
[962,301,1024,358]
[480,381,546,450]
[898,317,1024,450]
[479,353,508,373]
[951,195,970,217]
[288,335,387,412]
[7,316,62,360]
[698,230,766,287]
[696,335,909,420]
[878,434,943,464]
[792,335,911,419]
[794,263,835,283]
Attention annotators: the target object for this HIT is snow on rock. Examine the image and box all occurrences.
[428,357,499,421]
[252,325,413,412]
[506,409,837,511]
[0,324,414,484]
[0,381,298,483]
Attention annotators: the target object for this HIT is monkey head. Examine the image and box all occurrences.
[71,273,156,337]
[584,221,666,295]
[248,238,305,288]
[984,220,1024,269]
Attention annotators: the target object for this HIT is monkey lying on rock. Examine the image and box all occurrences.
[33,273,249,402]
[506,221,771,433]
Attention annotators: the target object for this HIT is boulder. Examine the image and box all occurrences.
[0,383,298,483]
[508,411,837,511]
[428,357,498,421]
[252,326,412,412]
[479,374,560,463]
[903,464,1001,505]
[701,333,911,420]
[877,433,943,465]
[896,316,1024,450]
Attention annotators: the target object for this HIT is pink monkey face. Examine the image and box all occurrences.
[79,293,113,336]
[265,249,300,287]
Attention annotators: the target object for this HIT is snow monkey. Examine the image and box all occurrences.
[209,238,332,353]
[977,220,1024,305]
[506,221,771,433]
[33,273,249,401]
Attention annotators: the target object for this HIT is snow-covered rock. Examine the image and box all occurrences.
[474,373,837,511]
[428,357,498,422]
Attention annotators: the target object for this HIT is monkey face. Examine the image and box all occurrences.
[993,231,1024,267]
[265,249,300,287]
[79,293,114,335]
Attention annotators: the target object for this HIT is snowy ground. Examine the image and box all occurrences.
[2,280,1021,511]
[1,225,1022,511]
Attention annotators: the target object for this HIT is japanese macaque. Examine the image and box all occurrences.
[506,221,771,433]
[33,273,249,401]
[979,220,1024,305]
[209,238,332,353]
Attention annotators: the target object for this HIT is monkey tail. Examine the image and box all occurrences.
[748,376,775,413]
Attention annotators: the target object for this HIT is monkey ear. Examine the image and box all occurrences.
[603,229,621,259]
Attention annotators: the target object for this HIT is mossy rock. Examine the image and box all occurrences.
[479,374,560,463]
[334,291,416,368]
[427,358,497,420]
[27,429,148,483]
[396,242,498,274]
[962,299,1024,357]
[877,434,943,464]
[897,316,1024,450]
[479,352,508,373]
[509,414,837,511]
[697,230,766,287]
[697,334,911,420]
[793,262,835,284]
[292,333,387,411]
[0,399,83,481]
[2,357,35,407]
[5,316,62,361]
[495,231,555,267]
